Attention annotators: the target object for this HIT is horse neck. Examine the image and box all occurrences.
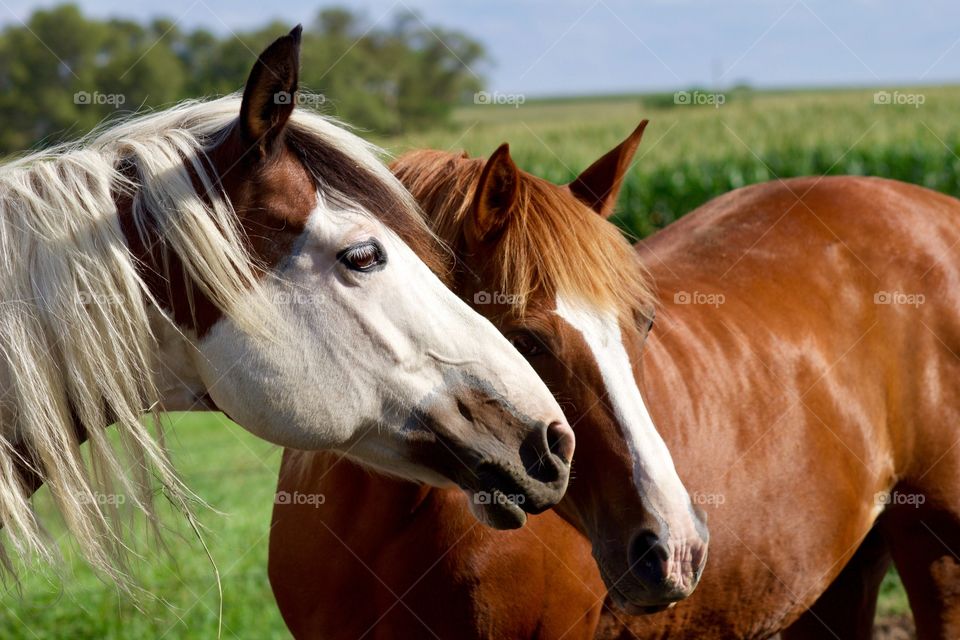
[149,308,212,412]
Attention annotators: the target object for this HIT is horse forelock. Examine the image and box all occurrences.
[392,149,656,319]
[284,119,450,281]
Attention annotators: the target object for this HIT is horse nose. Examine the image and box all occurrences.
[547,420,575,463]
[519,420,574,485]
[628,530,670,587]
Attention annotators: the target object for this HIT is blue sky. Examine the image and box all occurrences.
[4,0,959,95]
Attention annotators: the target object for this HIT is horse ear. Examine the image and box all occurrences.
[568,120,648,218]
[239,25,302,157]
[466,143,520,249]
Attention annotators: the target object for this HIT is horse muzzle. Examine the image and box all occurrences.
[596,505,709,612]
[408,379,574,529]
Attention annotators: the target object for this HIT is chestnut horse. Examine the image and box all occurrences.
[272,123,960,639]
[270,124,713,638]
[0,27,574,583]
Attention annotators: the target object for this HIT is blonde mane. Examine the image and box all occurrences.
[392,150,656,317]
[0,94,418,583]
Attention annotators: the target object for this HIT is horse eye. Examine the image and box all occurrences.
[637,307,655,333]
[508,331,545,358]
[338,239,386,272]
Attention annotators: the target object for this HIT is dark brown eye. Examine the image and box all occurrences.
[636,307,655,333]
[508,331,545,358]
[338,239,386,272]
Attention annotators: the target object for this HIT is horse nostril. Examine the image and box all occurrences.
[629,530,669,587]
[546,421,575,463]
[519,421,571,485]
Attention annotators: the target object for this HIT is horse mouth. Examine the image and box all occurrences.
[601,556,685,615]
[465,488,529,529]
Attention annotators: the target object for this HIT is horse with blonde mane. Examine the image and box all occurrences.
[271,123,960,639]
[0,26,575,583]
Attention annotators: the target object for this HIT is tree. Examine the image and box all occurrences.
[0,4,489,154]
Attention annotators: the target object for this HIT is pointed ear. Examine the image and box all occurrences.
[567,120,648,218]
[239,25,302,157]
[465,143,520,249]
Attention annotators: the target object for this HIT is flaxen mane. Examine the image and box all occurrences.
[0,94,435,583]
[392,150,655,317]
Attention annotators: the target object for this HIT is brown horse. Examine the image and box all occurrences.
[270,125,960,639]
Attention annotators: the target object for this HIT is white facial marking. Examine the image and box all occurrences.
[194,192,565,488]
[555,296,692,525]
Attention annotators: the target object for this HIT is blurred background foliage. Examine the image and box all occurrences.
[0,4,485,152]
[383,87,960,240]
[2,5,957,246]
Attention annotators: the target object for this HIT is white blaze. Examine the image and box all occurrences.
[555,296,692,525]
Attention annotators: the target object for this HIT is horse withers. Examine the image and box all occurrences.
[0,26,572,580]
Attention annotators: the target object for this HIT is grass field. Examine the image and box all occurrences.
[0,414,288,639]
[0,414,914,639]
[3,85,946,637]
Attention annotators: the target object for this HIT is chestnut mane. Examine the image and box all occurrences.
[392,149,655,316]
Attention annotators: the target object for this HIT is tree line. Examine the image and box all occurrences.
[0,4,487,153]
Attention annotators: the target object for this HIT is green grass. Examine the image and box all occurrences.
[0,413,911,637]
[0,413,287,639]
[879,568,911,617]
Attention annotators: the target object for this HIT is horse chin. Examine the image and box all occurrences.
[607,585,677,615]
[465,489,528,530]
